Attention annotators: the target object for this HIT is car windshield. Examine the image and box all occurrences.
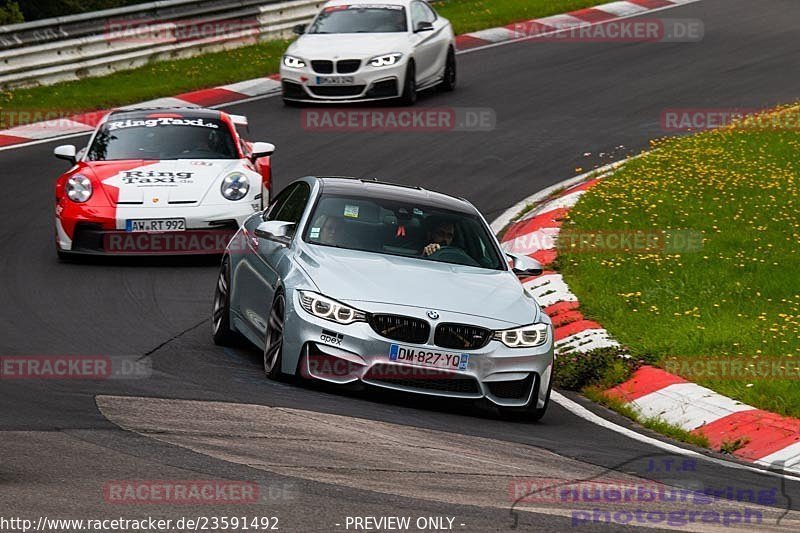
[86,116,238,161]
[308,5,407,33]
[303,193,506,270]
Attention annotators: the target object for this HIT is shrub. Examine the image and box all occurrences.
[554,346,639,390]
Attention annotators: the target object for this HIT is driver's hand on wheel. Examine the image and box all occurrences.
[423,243,441,256]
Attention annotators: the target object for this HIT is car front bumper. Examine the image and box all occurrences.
[55,202,260,255]
[281,290,554,408]
[280,61,405,103]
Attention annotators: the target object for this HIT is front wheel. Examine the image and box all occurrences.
[398,62,417,106]
[497,376,552,422]
[438,47,456,92]
[212,256,240,346]
[263,292,286,380]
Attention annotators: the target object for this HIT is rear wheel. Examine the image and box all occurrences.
[264,292,286,380]
[398,62,417,106]
[438,47,456,91]
[212,256,240,346]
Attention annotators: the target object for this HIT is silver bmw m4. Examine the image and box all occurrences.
[212,176,554,420]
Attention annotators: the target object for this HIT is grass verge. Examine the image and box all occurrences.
[0,0,606,118]
[559,105,800,418]
[553,348,712,449]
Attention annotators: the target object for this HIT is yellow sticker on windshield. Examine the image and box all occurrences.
[344,205,359,218]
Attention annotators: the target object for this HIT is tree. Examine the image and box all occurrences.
[0,1,24,24]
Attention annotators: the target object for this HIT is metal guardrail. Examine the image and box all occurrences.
[0,0,324,89]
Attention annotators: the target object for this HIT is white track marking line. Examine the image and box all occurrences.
[552,391,800,481]
[593,1,650,17]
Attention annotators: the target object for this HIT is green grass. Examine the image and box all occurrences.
[585,388,711,449]
[0,0,605,117]
[0,40,290,120]
[561,105,800,418]
[433,0,604,35]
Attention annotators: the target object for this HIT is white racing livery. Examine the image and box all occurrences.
[52,108,276,257]
[280,0,456,104]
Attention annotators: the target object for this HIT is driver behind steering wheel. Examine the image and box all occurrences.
[422,217,456,256]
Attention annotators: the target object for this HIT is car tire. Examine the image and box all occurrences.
[398,61,417,106]
[263,291,286,380]
[438,47,456,92]
[497,375,552,422]
[212,256,241,346]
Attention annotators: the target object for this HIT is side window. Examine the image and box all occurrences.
[265,183,299,220]
[410,2,427,27]
[420,2,437,22]
[271,182,311,225]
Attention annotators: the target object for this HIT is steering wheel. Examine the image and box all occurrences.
[427,245,480,267]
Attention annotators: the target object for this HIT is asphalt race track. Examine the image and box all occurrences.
[3,0,800,530]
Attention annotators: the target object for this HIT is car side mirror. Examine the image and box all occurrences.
[255,220,294,245]
[507,252,543,278]
[415,21,434,32]
[293,23,307,35]
[250,142,275,162]
[54,144,77,164]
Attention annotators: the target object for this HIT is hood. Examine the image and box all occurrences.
[89,159,247,205]
[295,243,540,326]
[288,33,413,60]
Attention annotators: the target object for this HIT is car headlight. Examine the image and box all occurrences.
[493,323,550,348]
[368,53,402,67]
[283,55,306,68]
[298,290,366,325]
[66,174,92,203]
[221,173,249,201]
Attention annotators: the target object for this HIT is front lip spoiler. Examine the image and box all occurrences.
[281,95,398,104]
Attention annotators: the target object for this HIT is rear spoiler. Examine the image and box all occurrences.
[229,114,248,126]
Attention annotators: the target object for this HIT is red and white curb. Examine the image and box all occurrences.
[455,0,699,51]
[1,0,697,150]
[496,164,800,476]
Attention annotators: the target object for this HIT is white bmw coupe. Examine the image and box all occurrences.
[280,0,456,105]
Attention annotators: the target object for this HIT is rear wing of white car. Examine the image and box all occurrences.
[229,114,248,126]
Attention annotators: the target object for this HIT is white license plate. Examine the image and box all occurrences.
[125,218,186,232]
[389,344,469,371]
[315,76,355,85]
